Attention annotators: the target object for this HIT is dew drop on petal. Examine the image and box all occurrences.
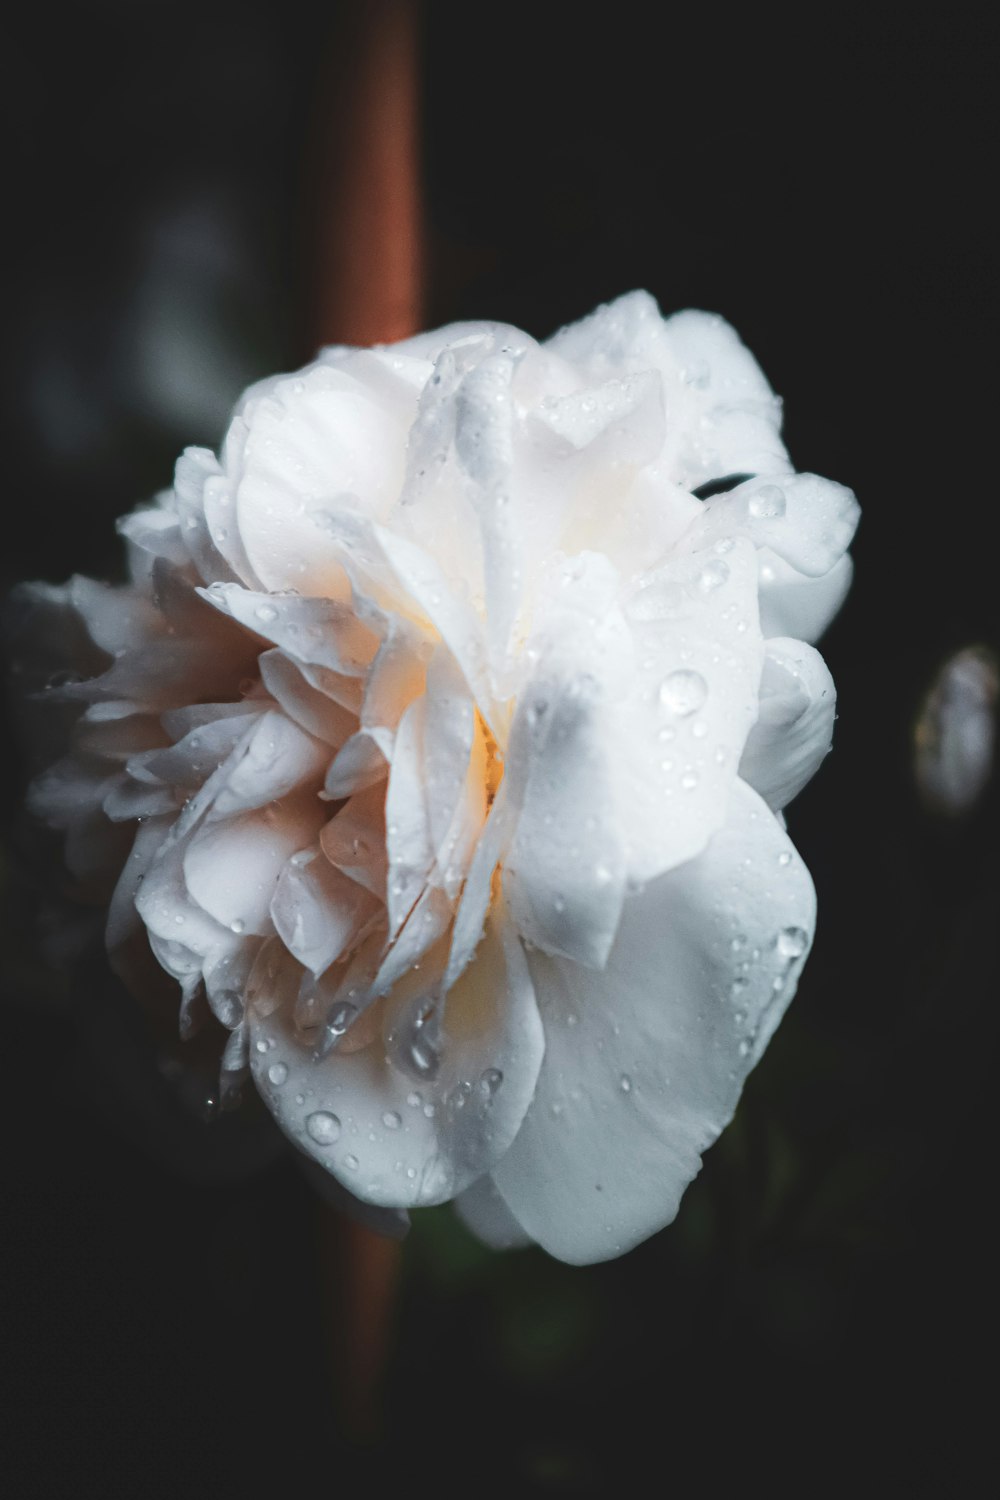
[777,926,809,959]
[325,1001,358,1043]
[344,1154,359,1171]
[267,1061,288,1086]
[480,1067,503,1098]
[660,669,708,716]
[748,485,786,520]
[305,1111,341,1145]
[382,1110,402,1131]
[214,989,243,1029]
[620,1074,633,1093]
[697,559,730,593]
[254,603,279,624]
[230,918,246,935]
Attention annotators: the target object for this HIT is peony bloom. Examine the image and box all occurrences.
[18,291,858,1264]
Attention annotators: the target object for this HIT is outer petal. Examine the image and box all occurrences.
[758,551,854,644]
[455,1175,534,1251]
[491,779,816,1265]
[247,905,544,1207]
[738,638,836,811]
[231,364,408,595]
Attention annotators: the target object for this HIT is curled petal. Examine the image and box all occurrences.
[739,638,836,811]
[270,851,380,974]
[758,551,854,644]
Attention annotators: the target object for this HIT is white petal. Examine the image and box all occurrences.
[319,783,388,898]
[199,582,378,677]
[232,364,407,594]
[106,814,173,952]
[421,647,485,880]
[323,728,390,800]
[618,535,765,881]
[758,551,854,644]
[208,711,328,819]
[455,1175,534,1251]
[739,638,836,811]
[443,783,512,992]
[503,668,626,970]
[130,711,263,790]
[247,905,544,1206]
[491,779,815,1265]
[383,696,432,938]
[258,649,356,747]
[174,447,242,586]
[183,789,326,935]
[687,472,859,580]
[270,851,380,974]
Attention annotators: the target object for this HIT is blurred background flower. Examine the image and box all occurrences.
[2,2,996,1495]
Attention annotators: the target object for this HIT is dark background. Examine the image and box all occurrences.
[2,3,997,1494]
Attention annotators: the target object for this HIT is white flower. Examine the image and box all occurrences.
[21,290,858,1264]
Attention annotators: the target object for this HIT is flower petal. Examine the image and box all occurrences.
[232,365,407,594]
[758,551,854,644]
[455,1175,534,1251]
[247,904,544,1206]
[738,638,836,811]
[491,779,815,1265]
[270,850,380,974]
[183,788,326,935]
[687,472,860,580]
[258,648,356,747]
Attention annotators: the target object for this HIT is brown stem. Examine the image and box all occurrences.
[308,0,422,1441]
[311,0,424,348]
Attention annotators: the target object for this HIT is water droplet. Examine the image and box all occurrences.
[777,926,808,959]
[738,1039,752,1058]
[620,1074,633,1093]
[305,1110,341,1146]
[255,1039,268,1054]
[254,603,279,624]
[778,851,792,866]
[660,669,708,716]
[382,1110,402,1130]
[409,1037,439,1078]
[748,485,786,520]
[230,918,246,934]
[214,989,243,1028]
[323,1001,358,1049]
[681,770,699,790]
[697,559,729,593]
[344,1153,359,1171]
[406,1090,422,1108]
[290,848,316,868]
[480,1068,503,1098]
[691,720,708,739]
[267,1061,288,1086]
